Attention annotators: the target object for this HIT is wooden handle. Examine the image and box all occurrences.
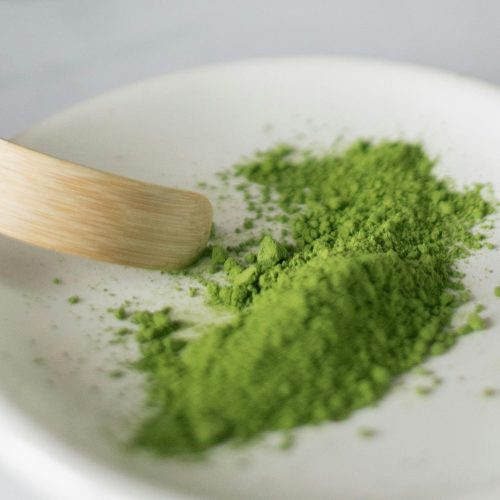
[0,139,213,269]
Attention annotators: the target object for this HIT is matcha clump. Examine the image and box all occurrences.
[68,295,80,305]
[125,140,495,455]
[209,245,229,272]
[130,307,184,344]
[256,235,288,267]
[467,312,487,331]
[207,235,289,308]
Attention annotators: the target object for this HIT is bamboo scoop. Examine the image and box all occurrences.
[0,139,213,269]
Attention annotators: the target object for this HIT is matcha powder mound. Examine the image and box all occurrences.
[126,140,495,455]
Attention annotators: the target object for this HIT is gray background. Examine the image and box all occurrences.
[1,0,500,498]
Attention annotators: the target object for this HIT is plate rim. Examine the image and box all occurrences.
[4,55,500,500]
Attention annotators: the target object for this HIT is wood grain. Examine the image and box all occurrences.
[0,139,213,269]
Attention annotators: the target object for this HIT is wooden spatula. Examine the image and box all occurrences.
[0,139,213,269]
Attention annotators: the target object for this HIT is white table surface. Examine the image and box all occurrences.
[1,1,500,498]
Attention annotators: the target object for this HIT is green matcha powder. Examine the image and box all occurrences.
[116,140,495,455]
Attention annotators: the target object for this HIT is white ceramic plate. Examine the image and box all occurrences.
[2,57,500,500]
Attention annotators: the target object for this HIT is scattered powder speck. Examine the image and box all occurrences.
[482,387,497,398]
[113,305,128,320]
[357,427,378,439]
[115,327,132,337]
[415,385,434,397]
[467,311,487,331]
[414,367,434,377]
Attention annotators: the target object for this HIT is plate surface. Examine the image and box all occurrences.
[2,57,500,500]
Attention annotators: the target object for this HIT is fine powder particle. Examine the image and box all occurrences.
[122,140,495,455]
